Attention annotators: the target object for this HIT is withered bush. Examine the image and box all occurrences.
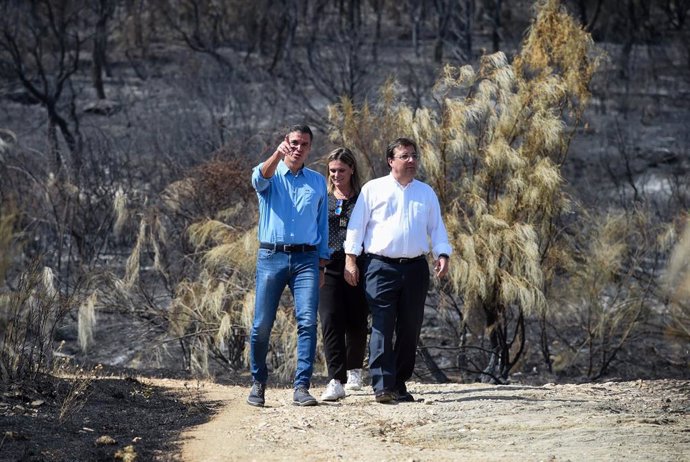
[168,148,259,226]
[330,0,602,382]
[0,260,78,382]
[328,80,416,182]
[663,215,690,343]
[552,208,668,379]
[108,146,280,377]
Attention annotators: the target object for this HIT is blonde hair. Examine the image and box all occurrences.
[326,147,361,195]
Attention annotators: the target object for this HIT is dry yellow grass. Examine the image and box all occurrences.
[664,217,690,341]
[328,0,601,380]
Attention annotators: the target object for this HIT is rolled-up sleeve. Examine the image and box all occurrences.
[251,162,270,193]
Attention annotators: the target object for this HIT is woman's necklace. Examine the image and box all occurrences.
[333,188,352,200]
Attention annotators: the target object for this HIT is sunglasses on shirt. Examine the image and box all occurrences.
[335,199,343,216]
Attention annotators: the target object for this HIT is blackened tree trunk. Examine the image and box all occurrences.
[0,0,84,175]
[92,0,114,100]
[492,0,502,52]
[417,338,450,383]
[433,0,452,63]
[408,0,423,57]
[464,0,475,60]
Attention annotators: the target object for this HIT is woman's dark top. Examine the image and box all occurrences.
[327,193,359,262]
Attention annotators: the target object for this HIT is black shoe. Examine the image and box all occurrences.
[247,382,265,407]
[293,386,318,406]
[396,391,415,402]
[374,389,398,404]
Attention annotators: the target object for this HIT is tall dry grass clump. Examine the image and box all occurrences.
[0,128,17,154]
[329,0,600,382]
[328,80,416,182]
[168,221,258,375]
[110,151,275,377]
[178,204,317,381]
[0,259,76,382]
[0,151,104,404]
[0,199,101,427]
[164,157,262,376]
[0,202,17,286]
[663,216,690,342]
[432,0,599,381]
[553,208,666,378]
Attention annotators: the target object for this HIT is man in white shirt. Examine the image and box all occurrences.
[343,137,452,403]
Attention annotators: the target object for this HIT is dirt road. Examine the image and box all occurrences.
[175,379,689,462]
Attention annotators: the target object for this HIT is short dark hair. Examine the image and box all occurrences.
[287,124,313,141]
[386,137,418,160]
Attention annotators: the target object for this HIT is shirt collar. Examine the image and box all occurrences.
[388,172,415,189]
[278,160,305,176]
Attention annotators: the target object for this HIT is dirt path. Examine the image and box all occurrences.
[176,379,690,462]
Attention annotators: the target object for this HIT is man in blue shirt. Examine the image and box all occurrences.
[247,125,330,407]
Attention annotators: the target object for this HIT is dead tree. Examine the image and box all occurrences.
[0,0,86,177]
[91,0,115,100]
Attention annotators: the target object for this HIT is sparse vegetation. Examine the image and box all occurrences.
[56,361,103,423]
[0,0,688,458]
[664,215,690,342]
[331,0,610,382]
[0,258,76,383]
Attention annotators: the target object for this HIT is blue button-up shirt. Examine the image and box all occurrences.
[252,160,330,260]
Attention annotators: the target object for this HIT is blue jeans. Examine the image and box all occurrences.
[250,248,319,388]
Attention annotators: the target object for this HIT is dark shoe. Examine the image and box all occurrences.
[293,386,318,406]
[247,382,265,407]
[396,391,415,402]
[374,389,397,404]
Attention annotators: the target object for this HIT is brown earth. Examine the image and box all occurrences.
[3,300,686,461]
[180,378,690,462]
[1,371,689,461]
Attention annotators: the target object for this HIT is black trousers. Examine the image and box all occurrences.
[318,259,369,383]
[363,256,429,394]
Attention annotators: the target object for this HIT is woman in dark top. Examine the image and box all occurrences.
[319,147,369,401]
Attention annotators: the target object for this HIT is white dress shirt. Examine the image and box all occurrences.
[343,173,452,259]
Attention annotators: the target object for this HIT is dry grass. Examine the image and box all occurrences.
[164,220,258,375]
[328,79,416,182]
[0,203,18,288]
[663,216,690,341]
[55,361,104,424]
[553,208,663,378]
[0,259,76,382]
[78,292,97,352]
[113,187,128,238]
[0,128,17,155]
[91,152,262,377]
[328,0,601,380]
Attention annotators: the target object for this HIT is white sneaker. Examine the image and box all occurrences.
[344,369,363,391]
[321,379,346,401]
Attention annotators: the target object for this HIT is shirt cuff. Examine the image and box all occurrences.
[342,242,362,256]
[433,245,452,260]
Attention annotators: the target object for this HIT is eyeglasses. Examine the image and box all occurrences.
[335,199,343,216]
[394,153,419,161]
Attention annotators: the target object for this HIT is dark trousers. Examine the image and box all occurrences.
[363,256,429,394]
[318,259,369,383]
